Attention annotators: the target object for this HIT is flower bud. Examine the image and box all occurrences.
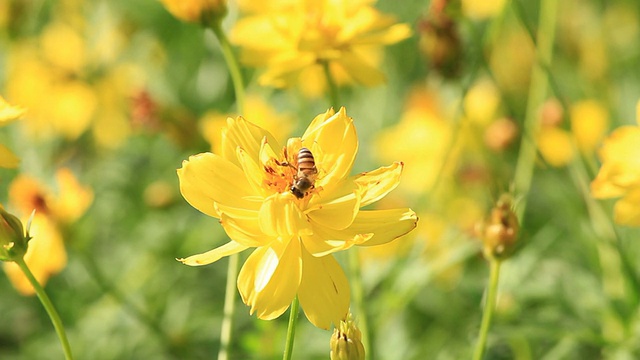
[0,207,28,261]
[330,314,365,360]
[476,194,519,259]
[161,0,227,25]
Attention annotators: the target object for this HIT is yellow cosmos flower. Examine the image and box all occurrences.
[0,96,26,168]
[161,0,227,24]
[178,107,417,329]
[3,169,93,294]
[591,119,640,226]
[231,0,412,97]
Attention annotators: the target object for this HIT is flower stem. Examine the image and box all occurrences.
[218,253,239,360]
[208,20,246,360]
[283,296,300,360]
[348,249,371,360]
[322,61,340,109]
[512,0,557,223]
[210,21,246,114]
[472,258,502,360]
[15,257,74,360]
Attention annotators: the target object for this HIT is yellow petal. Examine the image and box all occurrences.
[307,188,360,231]
[591,164,627,199]
[236,146,269,197]
[50,168,93,223]
[259,193,311,236]
[237,238,302,320]
[0,96,26,124]
[613,189,640,226]
[177,152,260,218]
[355,162,403,207]
[3,215,66,295]
[301,226,372,257]
[298,248,350,330]
[222,116,279,166]
[220,211,270,247]
[178,241,248,266]
[0,144,20,168]
[351,208,418,247]
[302,108,358,190]
[338,51,386,87]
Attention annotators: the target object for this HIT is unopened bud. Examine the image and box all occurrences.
[476,195,519,259]
[0,207,29,261]
[484,117,518,152]
[330,314,365,360]
[161,0,227,25]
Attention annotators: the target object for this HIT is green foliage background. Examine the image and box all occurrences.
[2,0,640,359]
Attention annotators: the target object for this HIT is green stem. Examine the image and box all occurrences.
[512,0,558,223]
[472,258,502,360]
[283,296,300,360]
[218,253,239,360]
[208,21,246,360]
[322,61,340,109]
[348,249,371,360]
[15,257,74,360]
[210,22,246,114]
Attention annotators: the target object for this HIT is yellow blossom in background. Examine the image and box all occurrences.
[537,127,575,167]
[463,79,501,126]
[200,95,294,155]
[591,106,640,226]
[376,88,453,195]
[0,96,26,168]
[231,0,412,97]
[161,0,227,24]
[3,169,93,294]
[178,107,417,329]
[570,99,609,154]
[462,0,506,20]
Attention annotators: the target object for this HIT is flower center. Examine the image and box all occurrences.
[262,152,297,195]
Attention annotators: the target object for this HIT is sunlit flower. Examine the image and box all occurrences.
[161,0,227,24]
[3,169,93,295]
[570,99,609,154]
[178,107,417,329]
[0,96,26,168]
[591,106,640,226]
[231,0,412,97]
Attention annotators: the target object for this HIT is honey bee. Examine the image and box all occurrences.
[290,147,318,199]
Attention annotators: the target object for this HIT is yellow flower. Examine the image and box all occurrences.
[570,99,609,154]
[591,117,640,226]
[3,169,92,294]
[0,96,26,168]
[231,0,412,97]
[161,0,227,24]
[462,0,506,20]
[178,107,417,329]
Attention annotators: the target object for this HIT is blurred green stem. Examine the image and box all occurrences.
[16,257,74,360]
[218,253,239,360]
[283,296,300,360]
[472,258,502,360]
[513,0,557,222]
[322,61,341,109]
[210,21,246,113]
[209,21,245,360]
[348,249,371,360]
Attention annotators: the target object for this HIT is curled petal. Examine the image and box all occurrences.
[298,248,350,330]
[237,146,269,197]
[178,153,259,218]
[355,162,403,207]
[259,193,312,236]
[306,189,360,231]
[220,211,270,247]
[178,241,248,266]
[302,108,358,190]
[222,116,280,166]
[352,208,418,247]
[237,239,302,320]
[301,225,372,257]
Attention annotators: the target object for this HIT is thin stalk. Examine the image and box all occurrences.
[283,296,300,360]
[513,0,558,223]
[349,249,371,360]
[15,257,74,360]
[322,61,340,109]
[472,258,502,360]
[208,20,246,360]
[210,22,246,114]
[218,253,239,360]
